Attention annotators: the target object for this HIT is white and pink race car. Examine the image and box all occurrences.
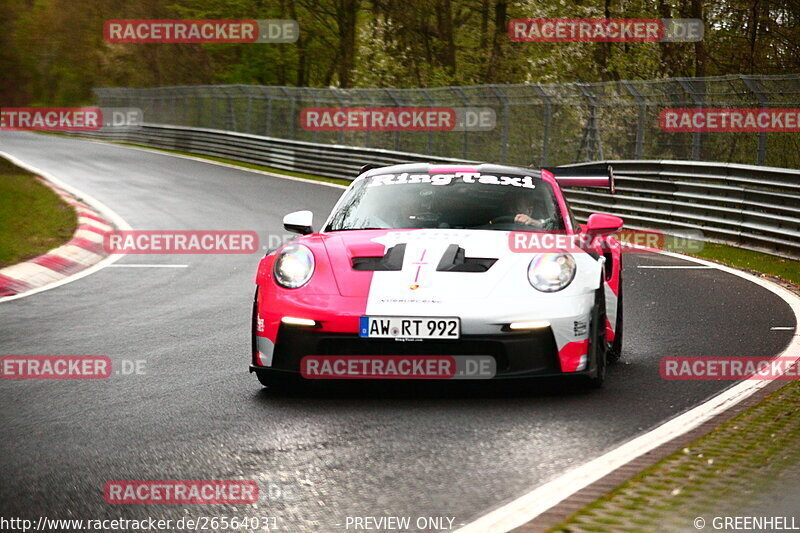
[251,163,624,388]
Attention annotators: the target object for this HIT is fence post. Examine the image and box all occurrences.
[489,85,510,163]
[420,90,435,156]
[330,89,346,145]
[384,89,402,152]
[360,89,375,148]
[185,87,193,126]
[532,83,551,166]
[170,87,179,126]
[222,86,237,131]
[677,78,702,160]
[288,87,297,139]
[152,88,160,125]
[244,86,253,133]
[265,88,279,137]
[576,83,604,162]
[198,87,207,128]
[311,90,320,144]
[622,80,646,159]
[741,75,768,165]
[451,86,470,160]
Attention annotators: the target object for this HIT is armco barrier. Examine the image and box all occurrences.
[68,124,800,259]
[70,124,472,179]
[562,160,800,259]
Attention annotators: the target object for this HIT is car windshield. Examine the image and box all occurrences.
[325,171,565,231]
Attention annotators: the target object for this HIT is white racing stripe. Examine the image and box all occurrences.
[455,251,800,533]
[362,229,602,341]
[0,151,132,304]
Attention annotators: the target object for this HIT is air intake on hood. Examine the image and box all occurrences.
[436,244,497,272]
[351,243,406,271]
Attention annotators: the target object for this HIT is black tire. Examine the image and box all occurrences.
[251,289,303,393]
[587,282,608,389]
[608,272,623,362]
[250,288,259,362]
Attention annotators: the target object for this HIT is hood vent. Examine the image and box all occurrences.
[352,243,406,271]
[436,244,497,272]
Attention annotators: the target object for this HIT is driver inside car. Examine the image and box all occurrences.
[511,194,549,228]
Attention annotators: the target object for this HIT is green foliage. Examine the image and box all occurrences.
[1,0,798,105]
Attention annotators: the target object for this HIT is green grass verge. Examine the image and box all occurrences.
[550,380,800,532]
[0,158,77,268]
[689,242,800,285]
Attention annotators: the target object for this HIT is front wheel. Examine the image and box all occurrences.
[608,272,623,362]
[586,283,608,389]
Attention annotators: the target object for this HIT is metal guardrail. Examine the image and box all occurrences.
[75,124,472,179]
[563,160,800,259]
[70,124,800,259]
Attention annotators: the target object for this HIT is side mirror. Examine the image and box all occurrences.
[585,213,623,236]
[283,210,314,235]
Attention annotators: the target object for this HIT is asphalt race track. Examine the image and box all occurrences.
[0,131,796,532]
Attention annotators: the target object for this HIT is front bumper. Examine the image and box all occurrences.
[251,323,592,380]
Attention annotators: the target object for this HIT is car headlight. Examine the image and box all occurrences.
[273,244,315,288]
[528,253,576,292]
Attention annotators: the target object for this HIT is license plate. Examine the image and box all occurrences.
[359,316,460,339]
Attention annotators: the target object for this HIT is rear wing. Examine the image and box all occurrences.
[542,165,616,194]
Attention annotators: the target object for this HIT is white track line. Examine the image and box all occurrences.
[637,265,714,269]
[456,251,800,533]
[771,326,796,331]
[0,151,132,304]
[109,264,188,268]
